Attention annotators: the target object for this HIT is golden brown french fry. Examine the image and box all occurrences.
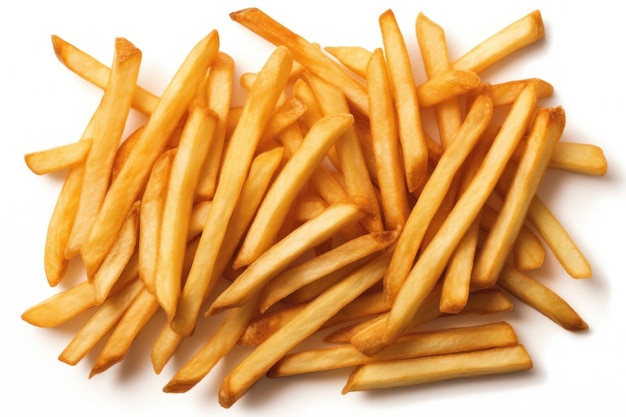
[172,46,293,337]
[303,73,383,232]
[230,8,369,115]
[58,279,144,365]
[292,78,324,130]
[384,93,493,304]
[195,52,235,200]
[21,280,96,328]
[259,96,308,152]
[380,9,429,192]
[549,141,608,176]
[260,229,400,312]
[489,78,554,106]
[24,139,92,175]
[51,35,159,115]
[218,250,391,408]
[343,344,532,393]
[209,202,365,315]
[498,264,588,331]
[416,69,481,108]
[472,107,565,289]
[80,31,219,279]
[110,126,144,183]
[90,286,160,377]
[233,113,353,269]
[384,83,536,344]
[92,201,140,304]
[155,104,218,320]
[366,48,410,229]
[138,150,175,294]
[270,322,518,377]
[452,10,544,74]
[163,292,262,393]
[65,38,142,258]
[526,195,591,278]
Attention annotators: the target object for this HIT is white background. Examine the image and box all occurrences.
[1,0,624,415]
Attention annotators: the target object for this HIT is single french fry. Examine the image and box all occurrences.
[384,93,493,304]
[366,48,410,229]
[303,73,383,232]
[526,195,591,278]
[498,264,588,331]
[209,202,366,315]
[260,228,400,312]
[58,279,144,365]
[163,292,262,393]
[270,321,518,377]
[65,38,142,258]
[92,200,140,304]
[110,126,145,183]
[417,69,481,108]
[218,250,391,408]
[472,107,565,289]
[451,10,544,74]
[80,31,219,279]
[21,280,96,328]
[549,141,607,176]
[155,104,218,320]
[490,78,554,106]
[24,139,92,175]
[380,9,429,192]
[324,45,371,79]
[230,8,369,115]
[90,286,160,377]
[343,344,532,393]
[196,52,235,200]
[233,113,353,269]
[258,96,308,152]
[138,149,175,294]
[51,35,159,115]
[172,46,293,337]
[384,83,536,344]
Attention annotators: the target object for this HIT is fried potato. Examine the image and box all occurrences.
[24,139,92,175]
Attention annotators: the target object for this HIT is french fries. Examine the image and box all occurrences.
[21,6,605,409]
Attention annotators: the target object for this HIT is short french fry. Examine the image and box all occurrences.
[233,113,354,268]
[24,139,92,175]
[80,31,219,279]
[343,344,532,393]
[21,281,96,328]
[324,45,371,79]
[489,78,554,106]
[269,321,518,377]
[498,265,588,331]
[549,141,607,176]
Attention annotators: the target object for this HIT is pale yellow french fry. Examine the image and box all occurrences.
[230,8,369,115]
[384,93,493,304]
[260,228,400,312]
[138,149,175,295]
[233,113,353,269]
[380,9,429,192]
[58,279,144,365]
[155,104,218,320]
[163,292,262,393]
[92,201,140,304]
[24,139,92,175]
[498,264,588,331]
[65,38,142,258]
[51,35,159,115]
[549,141,607,176]
[196,52,235,200]
[81,31,219,279]
[384,83,536,344]
[21,280,96,328]
[304,73,383,232]
[218,250,391,408]
[366,48,410,229]
[452,10,544,74]
[270,321,518,377]
[343,344,532,393]
[209,202,366,315]
[172,46,293,337]
[186,200,212,241]
[472,107,565,289]
[90,286,160,377]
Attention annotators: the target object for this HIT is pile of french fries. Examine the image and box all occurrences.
[21,7,607,408]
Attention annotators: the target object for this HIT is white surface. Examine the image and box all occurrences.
[1,0,624,415]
